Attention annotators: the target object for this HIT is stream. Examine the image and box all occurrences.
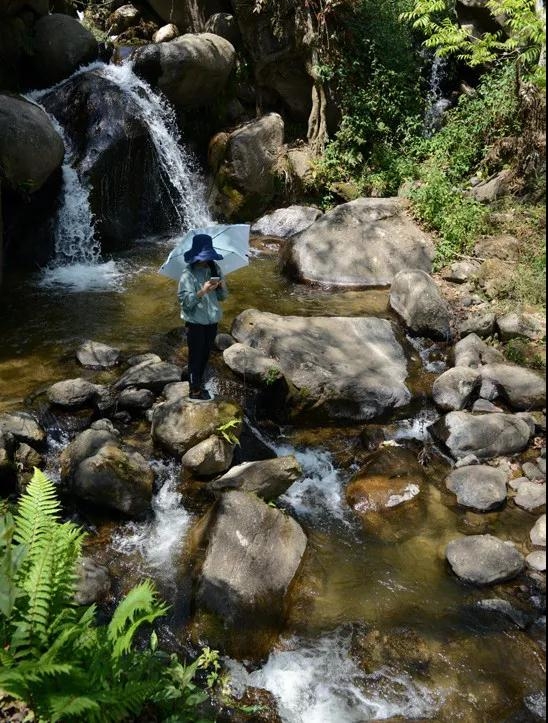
[0,60,545,723]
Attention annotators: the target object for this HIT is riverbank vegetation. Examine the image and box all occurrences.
[0,470,215,722]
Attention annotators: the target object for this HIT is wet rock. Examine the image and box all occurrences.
[209,456,302,500]
[351,625,432,676]
[152,397,242,457]
[117,387,155,413]
[76,340,120,369]
[181,435,234,476]
[251,206,322,239]
[390,270,452,340]
[526,550,546,572]
[128,353,162,367]
[47,378,100,409]
[522,461,544,481]
[479,364,546,411]
[429,412,532,460]
[282,198,434,287]
[231,310,411,423]
[152,23,180,43]
[530,515,546,546]
[432,367,481,411]
[0,94,64,192]
[107,4,140,34]
[208,113,285,222]
[453,333,505,368]
[446,534,525,585]
[514,481,546,512]
[215,332,235,351]
[223,343,284,385]
[14,443,44,472]
[475,598,532,629]
[90,419,118,434]
[445,465,508,511]
[74,556,111,605]
[132,33,236,110]
[459,312,496,339]
[41,70,181,250]
[0,412,46,450]
[28,14,98,89]
[114,359,182,393]
[196,490,307,625]
[497,312,546,342]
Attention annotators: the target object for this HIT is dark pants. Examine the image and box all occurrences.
[186,323,218,390]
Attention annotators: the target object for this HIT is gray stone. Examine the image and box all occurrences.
[514,481,546,512]
[196,490,307,625]
[0,94,64,192]
[47,378,99,409]
[516,412,537,435]
[530,514,546,547]
[526,550,546,572]
[429,412,532,460]
[114,359,182,393]
[231,310,411,422]
[282,198,434,288]
[127,353,162,367]
[497,312,546,341]
[181,435,234,476]
[509,476,529,491]
[29,14,98,88]
[76,340,120,369]
[133,33,236,110]
[472,399,502,413]
[432,367,481,411]
[90,419,118,434]
[0,412,46,450]
[162,381,190,403]
[209,456,302,500]
[446,534,525,585]
[107,3,140,34]
[446,465,508,511]
[390,270,452,340]
[251,206,322,239]
[479,364,546,411]
[459,312,496,339]
[152,23,180,43]
[455,454,480,468]
[453,334,505,368]
[538,458,546,475]
[223,343,284,386]
[74,557,111,606]
[60,428,119,480]
[479,379,499,401]
[14,443,44,472]
[215,333,235,351]
[204,12,241,47]
[442,260,481,283]
[469,170,512,203]
[475,598,532,629]
[117,387,155,413]
[522,461,544,481]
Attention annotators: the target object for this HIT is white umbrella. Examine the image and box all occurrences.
[159,224,250,280]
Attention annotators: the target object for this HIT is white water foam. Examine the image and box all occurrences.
[225,629,440,723]
[407,334,448,374]
[392,407,439,443]
[424,54,451,137]
[100,62,211,230]
[110,460,193,584]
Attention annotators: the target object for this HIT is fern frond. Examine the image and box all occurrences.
[48,694,102,723]
[14,468,60,551]
[107,581,168,660]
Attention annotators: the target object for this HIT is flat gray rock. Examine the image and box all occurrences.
[282,197,434,287]
[430,411,532,460]
[459,312,496,339]
[231,310,411,422]
[209,456,302,500]
[480,364,546,411]
[446,534,525,585]
[114,359,182,393]
[446,465,508,511]
[251,206,322,238]
[514,481,546,512]
[47,378,99,408]
[76,340,120,369]
[432,367,481,411]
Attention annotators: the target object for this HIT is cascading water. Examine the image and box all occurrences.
[423,54,452,137]
[29,60,211,291]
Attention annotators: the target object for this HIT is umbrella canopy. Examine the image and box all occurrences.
[159,224,250,280]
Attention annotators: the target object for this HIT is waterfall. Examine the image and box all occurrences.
[423,55,451,137]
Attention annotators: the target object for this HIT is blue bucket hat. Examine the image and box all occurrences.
[184,234,224,264]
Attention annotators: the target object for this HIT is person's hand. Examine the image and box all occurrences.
[199,280,220,296]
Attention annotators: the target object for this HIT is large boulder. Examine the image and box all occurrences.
[28,14,98,89]
[61,428,153,517]
[445,465,508,511]
[389,270,452,340]
[152,397,242,457]
[0,412,46,451]
[208,113,285,221]
[181,435,234,476]
[479,364,546,411]
[281,198,434,288]
[430,412,533,460]
[251,206,322,239]
[0,94,64,192]
[40,69,181,251]
[114,359,182,393]
[223,343,284,386]
[432,367,482,411]
[195,490,307,625]
[453,333,505,368]
[446,534,525,585]
[132,33,236,110]
[496,312,546,342]
[47,378,103,409]
[209,456,302,500]
[230,310,411,422]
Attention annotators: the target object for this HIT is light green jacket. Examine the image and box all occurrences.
[177,264,228,325]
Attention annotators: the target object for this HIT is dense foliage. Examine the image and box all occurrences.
[0,470,214,722]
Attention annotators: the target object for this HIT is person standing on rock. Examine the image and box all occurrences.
[178,234,228,401]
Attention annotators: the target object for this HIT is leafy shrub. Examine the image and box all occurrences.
[0,469,214,722]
